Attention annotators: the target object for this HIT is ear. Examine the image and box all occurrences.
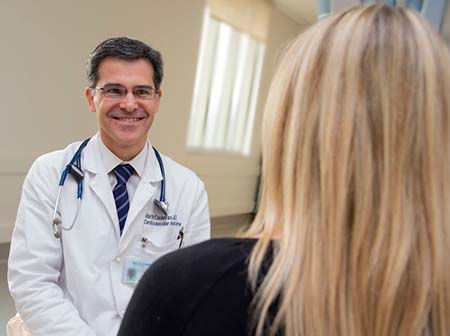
[154,89,162,112]
[85,87,96,112]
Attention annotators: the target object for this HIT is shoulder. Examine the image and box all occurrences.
[152,238,256,277]
[19,140,86,200]
[27,141,84,179]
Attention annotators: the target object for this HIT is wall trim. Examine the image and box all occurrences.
[199,171,260,178]
[210,201,255,217]
[0,242,10,264]
[0,221,14,244]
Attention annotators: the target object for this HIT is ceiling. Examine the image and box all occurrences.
[271,0,450,45]
[271,0,317,25]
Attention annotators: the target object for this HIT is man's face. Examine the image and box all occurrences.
[85,57,161,160]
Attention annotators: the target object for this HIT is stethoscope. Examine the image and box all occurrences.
[52,138,169,238]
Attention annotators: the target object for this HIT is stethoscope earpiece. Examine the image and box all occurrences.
[52,217,61,238]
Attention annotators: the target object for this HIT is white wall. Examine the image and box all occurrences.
[0,0,304,242]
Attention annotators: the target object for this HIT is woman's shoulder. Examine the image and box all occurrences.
[175,237,257,258]
[150,237,257,279]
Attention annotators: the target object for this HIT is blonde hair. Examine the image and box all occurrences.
[244,4,450,335]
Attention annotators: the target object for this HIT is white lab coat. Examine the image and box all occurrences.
[8,134,211,336]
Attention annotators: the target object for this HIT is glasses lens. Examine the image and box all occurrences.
[102,84,126,98]
[133,86,155,100]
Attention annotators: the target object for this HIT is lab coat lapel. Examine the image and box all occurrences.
[124,183,155,231]
[83,135,119,235]
[119,144,163,244]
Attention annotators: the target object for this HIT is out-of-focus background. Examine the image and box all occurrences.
[1,0,449,334]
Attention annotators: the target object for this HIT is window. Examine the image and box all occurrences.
[187,8,266,155]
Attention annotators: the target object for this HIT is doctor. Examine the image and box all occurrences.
[8,37,211,336]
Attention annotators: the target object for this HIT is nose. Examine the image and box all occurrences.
[119,92,138,112]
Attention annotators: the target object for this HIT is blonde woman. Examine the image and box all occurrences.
[119,4,450,336]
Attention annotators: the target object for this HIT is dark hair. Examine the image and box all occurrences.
[86,37,164,90]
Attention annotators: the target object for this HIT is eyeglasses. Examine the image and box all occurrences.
[95,84,158,100]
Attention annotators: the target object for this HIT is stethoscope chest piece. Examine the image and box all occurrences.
[154,199,169,216]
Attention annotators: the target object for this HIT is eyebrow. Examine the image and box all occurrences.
[102,83,123,87]
[103,83,154,89]
[134,85,154,90]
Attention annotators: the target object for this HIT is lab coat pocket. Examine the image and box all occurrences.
[140,222,183,252]
[140,237,180,256]
[137,224,183,265]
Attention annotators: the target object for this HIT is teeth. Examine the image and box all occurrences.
[117,118,140,122]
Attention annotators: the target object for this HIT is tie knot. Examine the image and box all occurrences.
[113,164,135,185]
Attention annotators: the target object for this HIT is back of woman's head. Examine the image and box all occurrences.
[246,4,450,336]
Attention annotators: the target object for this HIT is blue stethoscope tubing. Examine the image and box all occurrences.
[52,138,168,238]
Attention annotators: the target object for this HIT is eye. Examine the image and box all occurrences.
[101,85,126,98]
[105,87,123,95]
[134,88,153,96]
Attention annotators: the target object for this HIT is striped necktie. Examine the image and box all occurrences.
[112,164,135,235]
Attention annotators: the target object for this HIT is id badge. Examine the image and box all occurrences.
[122,256,152,285]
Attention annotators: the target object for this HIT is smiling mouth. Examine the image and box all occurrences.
[112,117,145,122]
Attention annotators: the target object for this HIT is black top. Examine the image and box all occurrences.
[118,238,263,336]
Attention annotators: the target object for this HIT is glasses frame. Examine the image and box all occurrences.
[94,83,159,100]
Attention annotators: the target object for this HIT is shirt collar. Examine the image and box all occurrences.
[97,137,147,178]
